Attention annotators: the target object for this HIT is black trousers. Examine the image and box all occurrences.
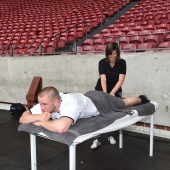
[94,132,114,142]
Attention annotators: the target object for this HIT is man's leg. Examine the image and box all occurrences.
[122,95,149,108]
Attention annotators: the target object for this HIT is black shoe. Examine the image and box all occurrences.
[139,95,150,104]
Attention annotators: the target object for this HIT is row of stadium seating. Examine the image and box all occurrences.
[76,41,170,54]
[1,0,170,55]
[80,0,170,53]
[0,0,130,55]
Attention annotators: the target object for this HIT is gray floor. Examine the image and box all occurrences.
[0,109,170,170]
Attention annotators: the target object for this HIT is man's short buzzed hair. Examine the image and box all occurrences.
[38,86,60,101]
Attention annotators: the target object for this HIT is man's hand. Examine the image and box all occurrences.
[39,112,51,122]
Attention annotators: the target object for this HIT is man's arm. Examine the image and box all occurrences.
[19,110,51,124]
[33,117,73,133]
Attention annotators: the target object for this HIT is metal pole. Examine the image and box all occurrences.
[73,41,77,54]
[39,44,42,56]
[100,15,103,31]
[85,23,87,38]
[10,44,13,57]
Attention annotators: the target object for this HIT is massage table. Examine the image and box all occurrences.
[18,101,158,170]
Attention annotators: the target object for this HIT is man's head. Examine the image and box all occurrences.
[38,86,60,113]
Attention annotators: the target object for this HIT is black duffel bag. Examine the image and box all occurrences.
[10,103,26,120]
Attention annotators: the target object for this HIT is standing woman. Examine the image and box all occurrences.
[91,42,126,149]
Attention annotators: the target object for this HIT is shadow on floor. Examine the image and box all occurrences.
[0,109,170,170]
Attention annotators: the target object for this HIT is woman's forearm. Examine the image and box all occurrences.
[110,74,125,95]
[100,74,107,92]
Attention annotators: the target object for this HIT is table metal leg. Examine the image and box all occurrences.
[119,129,123,148]
[30,134,37,170]
[149,113,154,156]
[69,144,76,170]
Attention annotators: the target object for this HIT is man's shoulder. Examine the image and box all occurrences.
[61,93,85,102]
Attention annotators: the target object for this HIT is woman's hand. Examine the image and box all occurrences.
[110,92,115,96]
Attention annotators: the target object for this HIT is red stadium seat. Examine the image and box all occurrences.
[164,34,170,42]
[145,16,155,25]
[157,24,169,31]
[76,27,85,38]
[93,38,105,48]
[144,35,159,48]
[18,48,28,55]
[46,42,56,53]
[138,43,153,52]
[91,18,99,28]
[139,21,150,29]
[108,24,116,29]
[11,39,19,49]
[110,28,121,34]
[132,26,143,32]
[95,45,106,51]
[122,43,136,52]
[41,42,49,48]
[152,29,166,44]
[67,29,77,42]
[2,40,11,50]
[123,18,136,25]
[25,42,34,49]
[159,42,170,48]
[82,39,93,48]
[140,30,152,39]
[121,27,132,35]
[102,33,113,38]
[145,25,156,31]
[27,43,39,54]
[83,45,95,51]
[17,39,27,48]
[117,23,126,29]
[119,36,130,49]
[134,17,143,26]
[13,48,20,55]
[84,21,93,32]
[113,32,125,37]
[127,23,137,28]
[130,36,143,48]
[127,31,140,36]
[119,15,127,22]
[92,34,103,39]
[126,14,136,20]
[100,29,110,34]
[155,11,165,21]
[57,38,67,49]
[105,37,117,45]
[159,15,168,23]
[114,19,123,27]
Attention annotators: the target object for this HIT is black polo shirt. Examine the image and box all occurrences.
[95,58,126,94]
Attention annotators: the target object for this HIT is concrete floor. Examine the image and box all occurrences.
[0,109,170,170]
